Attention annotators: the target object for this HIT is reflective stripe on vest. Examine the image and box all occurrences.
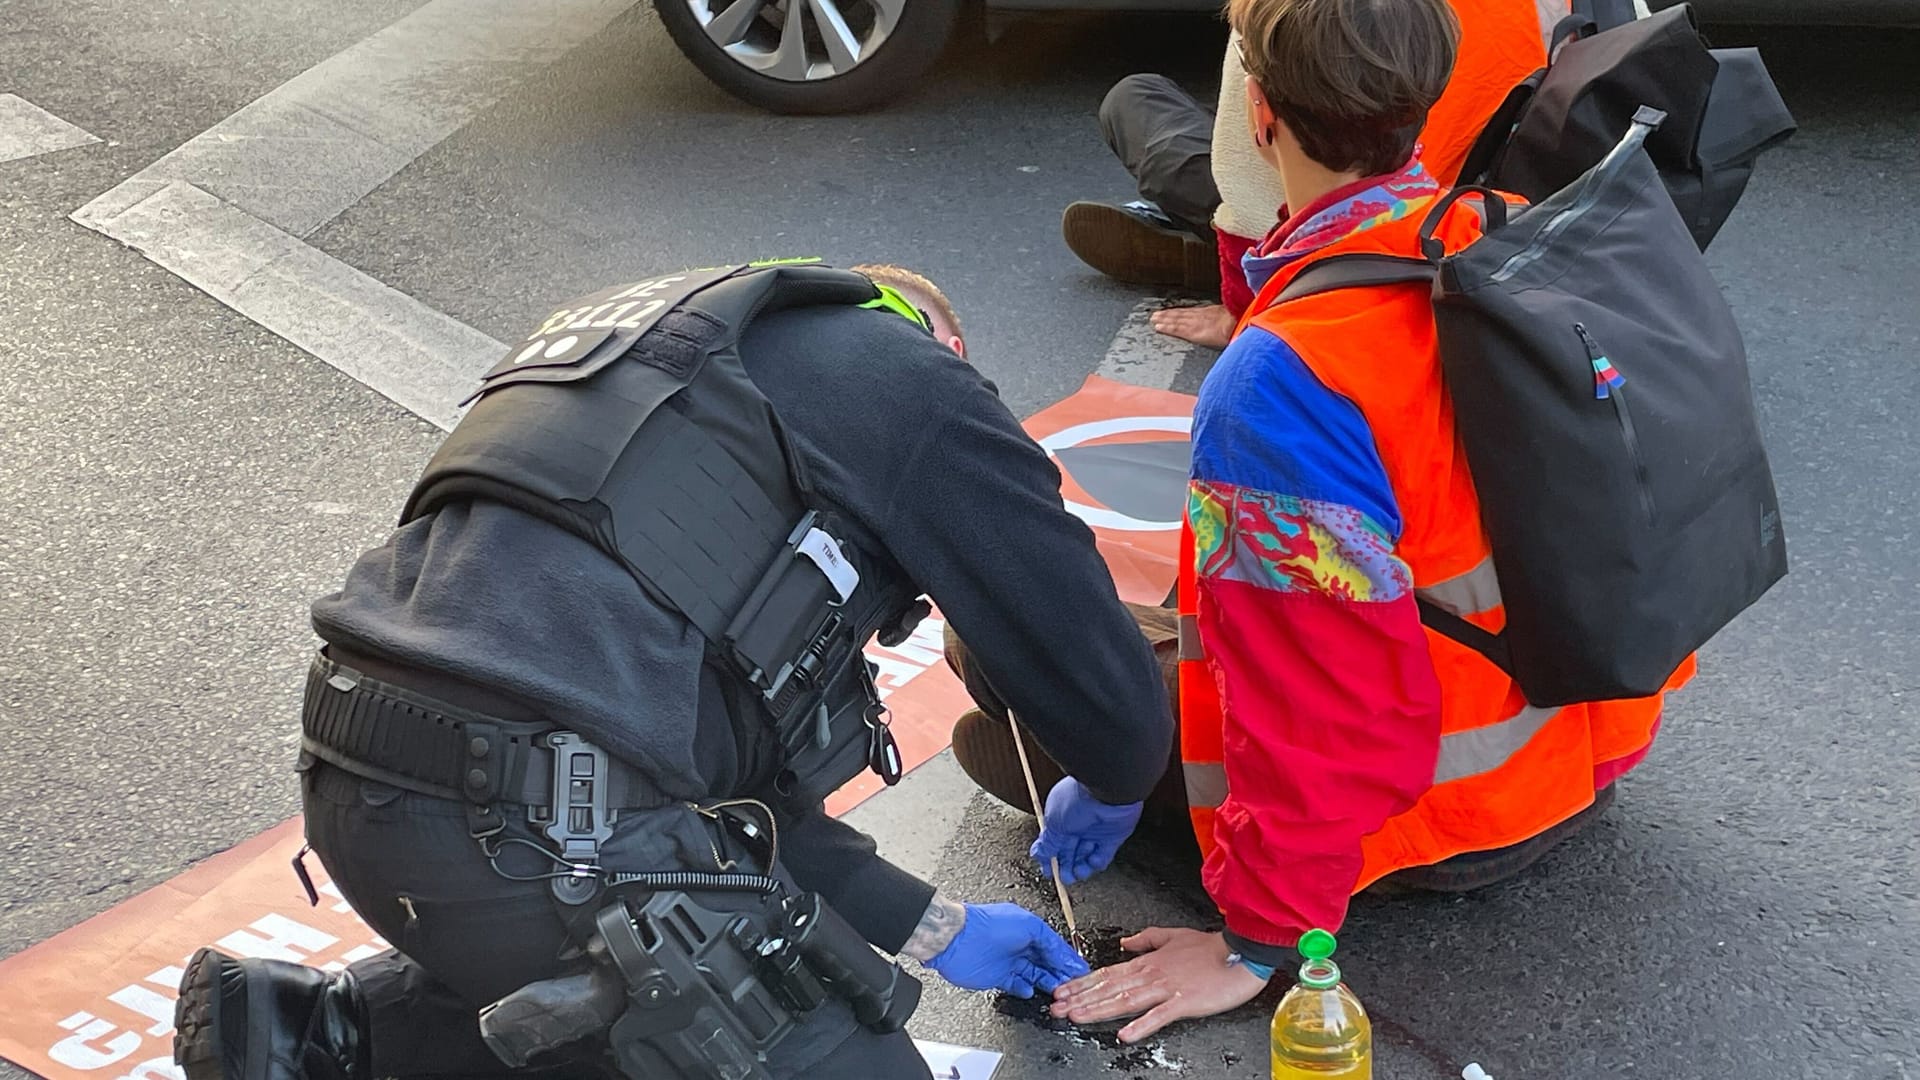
[1182,761,1229,809]
[1180,698,1561,811]
[1414,556,1502,619]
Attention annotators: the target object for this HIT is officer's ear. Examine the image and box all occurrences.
[945,333,967,360]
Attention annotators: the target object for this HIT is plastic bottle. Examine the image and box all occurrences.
[1269,928,1372,1079]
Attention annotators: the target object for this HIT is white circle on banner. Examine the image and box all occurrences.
[1036,415,1193,532]
[544,336,580,359]
[513,341,543,364]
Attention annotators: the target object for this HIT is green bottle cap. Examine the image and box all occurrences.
[1297,928,1342,990]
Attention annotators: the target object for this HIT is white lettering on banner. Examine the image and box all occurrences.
[106,983,175,1036]
[216,913,337,962]
[321,943,387,973]
[114,1057,182,1080]
[147,965,187,988]
[38,910,395,1076]
[887,619,946,668]
[316,881,357,915]
[50,1013,140,1070]
[865,653,923,692]
[862,615,947,701]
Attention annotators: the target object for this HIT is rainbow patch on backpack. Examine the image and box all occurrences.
[1592,355,1626,399]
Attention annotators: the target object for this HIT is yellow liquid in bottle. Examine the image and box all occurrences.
[1269,981,1372,1079]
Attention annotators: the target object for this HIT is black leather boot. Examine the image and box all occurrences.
[174,947,372,1080]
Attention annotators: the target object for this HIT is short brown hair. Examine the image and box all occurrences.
[1229,0,1459,177]
[851,263,962,339]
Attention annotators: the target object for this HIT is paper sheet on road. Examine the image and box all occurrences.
[915,1039,1004,1079]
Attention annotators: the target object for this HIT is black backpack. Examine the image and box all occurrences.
[1277,110,1788,707]
[1458,3,1796,251]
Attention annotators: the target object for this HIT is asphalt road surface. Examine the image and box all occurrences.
[2,1,1916,1078]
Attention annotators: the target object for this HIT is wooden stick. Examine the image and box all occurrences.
[1007,711,1077,936]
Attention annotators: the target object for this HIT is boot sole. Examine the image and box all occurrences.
[173,948,229,1080]
[1061,202,1219,293]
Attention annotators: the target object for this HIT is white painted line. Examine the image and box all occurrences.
[88,180,494,429]
[0,94,101,164]
[1095,297,1201,387]
[74,0,636,238]
[69,0,640,428]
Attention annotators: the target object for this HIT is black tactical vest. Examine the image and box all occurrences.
[401,263,916,801]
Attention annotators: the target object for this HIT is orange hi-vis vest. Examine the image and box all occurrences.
[1178,198,1694,889]
[1420,0,1551,185]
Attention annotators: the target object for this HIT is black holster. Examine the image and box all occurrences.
[479,889,919,1080]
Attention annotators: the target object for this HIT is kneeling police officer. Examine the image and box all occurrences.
[172,261,1176,1080]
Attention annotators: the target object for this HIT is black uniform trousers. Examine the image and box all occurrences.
[303,762,932,1080]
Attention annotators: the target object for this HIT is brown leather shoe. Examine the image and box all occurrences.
[950,708,1067,816]
[1062,201,1220,293]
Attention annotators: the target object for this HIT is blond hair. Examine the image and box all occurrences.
[851,263,962,338]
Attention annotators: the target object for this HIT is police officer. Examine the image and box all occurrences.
[171,262,1175,1080]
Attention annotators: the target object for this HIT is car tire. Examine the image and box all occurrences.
[654,0,960,114]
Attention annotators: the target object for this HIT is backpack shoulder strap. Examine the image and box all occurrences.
[1275,254,1437,304]
[1270,250,1526,683]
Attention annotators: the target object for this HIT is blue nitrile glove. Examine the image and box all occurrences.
[927,903,1091,998]
[1031,777,1144,885]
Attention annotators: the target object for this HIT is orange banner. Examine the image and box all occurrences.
[0,376,1195,1080]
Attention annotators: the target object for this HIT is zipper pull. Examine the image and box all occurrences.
[1575,322,1623,400]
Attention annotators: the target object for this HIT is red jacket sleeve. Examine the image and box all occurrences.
[1186,325,1443,953]
[1193,512,1441,948]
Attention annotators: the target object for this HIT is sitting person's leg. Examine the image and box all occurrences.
[945,602,1187,822]
[1062,75,1222,292]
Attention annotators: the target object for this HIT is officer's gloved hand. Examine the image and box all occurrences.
[927,903,1090,998]
[1031,777,1144,885]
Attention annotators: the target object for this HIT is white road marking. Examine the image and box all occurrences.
[89,181,494,430]
[1094,297,1203,387]
[0,94,101,164]
[70,0,636,425]
[74,0,636,239]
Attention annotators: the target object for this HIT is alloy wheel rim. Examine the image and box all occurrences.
[686,0,908,81]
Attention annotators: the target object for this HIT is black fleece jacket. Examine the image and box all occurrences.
[312,302,1173,952]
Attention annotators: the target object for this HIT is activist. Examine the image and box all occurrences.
[1064,0,1557,348]
[171,262,1174,1080]
[959,0,1689,1042]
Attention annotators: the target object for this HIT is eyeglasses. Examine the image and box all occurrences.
[1232,33,1254,75]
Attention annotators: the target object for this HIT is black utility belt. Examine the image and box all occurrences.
[299,654,669,813]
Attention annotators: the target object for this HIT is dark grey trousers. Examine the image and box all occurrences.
[1098,74,1221,237]
[302,763,931,1080]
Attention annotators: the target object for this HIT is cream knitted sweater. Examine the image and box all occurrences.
[1208,31,1290,242]
[1207,2,1581,242]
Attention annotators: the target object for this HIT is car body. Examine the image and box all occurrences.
[652,0,1920,114]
